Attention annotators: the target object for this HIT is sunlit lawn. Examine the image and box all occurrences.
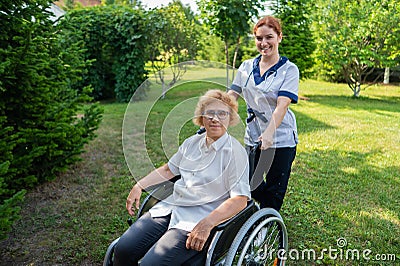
[285,80,400,265]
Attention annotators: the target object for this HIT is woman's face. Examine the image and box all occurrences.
[202,101,231,141]
[254,25,282,57]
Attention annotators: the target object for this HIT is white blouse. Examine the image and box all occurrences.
[149,132,250,232]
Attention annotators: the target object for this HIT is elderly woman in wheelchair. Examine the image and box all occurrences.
[112,89,251,265]
[105,89,289,266]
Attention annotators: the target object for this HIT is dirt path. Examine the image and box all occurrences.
[0,127,130,265]
[0,162,99,265]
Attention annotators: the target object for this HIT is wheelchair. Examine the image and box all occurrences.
[103,175,289,266]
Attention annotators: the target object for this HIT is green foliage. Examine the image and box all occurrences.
[196,31,226,62]
[198,1,262,60]
[64,0,75,10]
[197,0,263,85]
[144,1,201,97]
[0,161,26,240]
[147,1,199,63]
[0,181,26,240]
[0,0,103,239]
[197,0,262,46]
[312,0,400,96]
[271,0,316,79]
[59,5,148,102]
[197,24,253,68]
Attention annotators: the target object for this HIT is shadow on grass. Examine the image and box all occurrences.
[284,148,399,263]
[293,110,335,134]
[304,94,400,113]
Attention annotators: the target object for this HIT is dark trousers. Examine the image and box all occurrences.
[113,213,199,266]
[247,146,296,211]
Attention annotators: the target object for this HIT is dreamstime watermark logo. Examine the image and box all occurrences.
[265,238,397,262]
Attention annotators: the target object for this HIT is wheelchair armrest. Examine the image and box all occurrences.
[214,200,258,231]
[182,200,258,266]
[207,200,258,263]
[136,175,181,219]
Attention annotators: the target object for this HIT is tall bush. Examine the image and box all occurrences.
[60,5,148,102]
[272,0,316,79]
[0,0,103,239]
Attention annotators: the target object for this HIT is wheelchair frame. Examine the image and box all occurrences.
[103,176,288,266]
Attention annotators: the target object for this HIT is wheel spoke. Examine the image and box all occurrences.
[224,208,288,266]
[236,220,283,265]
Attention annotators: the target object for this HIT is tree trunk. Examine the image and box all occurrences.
[354,83,361,97]
[161,81,167,99]
[232,36,241,83]
[384,67,390,84]
[158,70,166,99]
[225,40,229,89]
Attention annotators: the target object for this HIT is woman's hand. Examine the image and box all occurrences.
[126,184,142,216]
[259,129,274,150]
[186,218,213,251]
[125,164,175,216]
[186,196,248,251]
[258,96,292,150]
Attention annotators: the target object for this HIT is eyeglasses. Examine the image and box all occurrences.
[202,110,230,120]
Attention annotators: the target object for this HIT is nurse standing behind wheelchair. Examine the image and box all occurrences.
[228,16,299,212]
[113,89,250,266]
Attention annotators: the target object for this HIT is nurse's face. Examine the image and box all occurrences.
[202,101,230,141]
[254,25,282,57]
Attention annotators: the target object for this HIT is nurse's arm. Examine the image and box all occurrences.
[260,96,291,149]
[228,89,240,101]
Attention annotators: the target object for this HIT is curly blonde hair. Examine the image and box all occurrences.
[193,89,240,127]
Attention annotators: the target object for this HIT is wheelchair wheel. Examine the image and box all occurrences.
[103,237,119,266]
[224,208,288,266]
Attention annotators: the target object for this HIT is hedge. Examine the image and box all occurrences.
[59,5,149,102]
[0,0,103,239]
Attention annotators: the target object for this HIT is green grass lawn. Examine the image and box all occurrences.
[286,80,400,265]
[1,79,398,265]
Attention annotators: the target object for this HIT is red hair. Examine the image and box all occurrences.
[253,16,282,36]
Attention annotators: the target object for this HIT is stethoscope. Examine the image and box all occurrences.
[243,56,279,94]
[243,56,283,133]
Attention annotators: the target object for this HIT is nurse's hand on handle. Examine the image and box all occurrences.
[259,129,274,150]
[258,96,292,150]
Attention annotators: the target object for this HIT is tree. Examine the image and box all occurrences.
[0,0,102,239]
[313,0,400,97]
[65,0,75,10]
[197,0,263,87]
[146,1,200,98]
[271,0,316,79]
[196,29,226,62]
